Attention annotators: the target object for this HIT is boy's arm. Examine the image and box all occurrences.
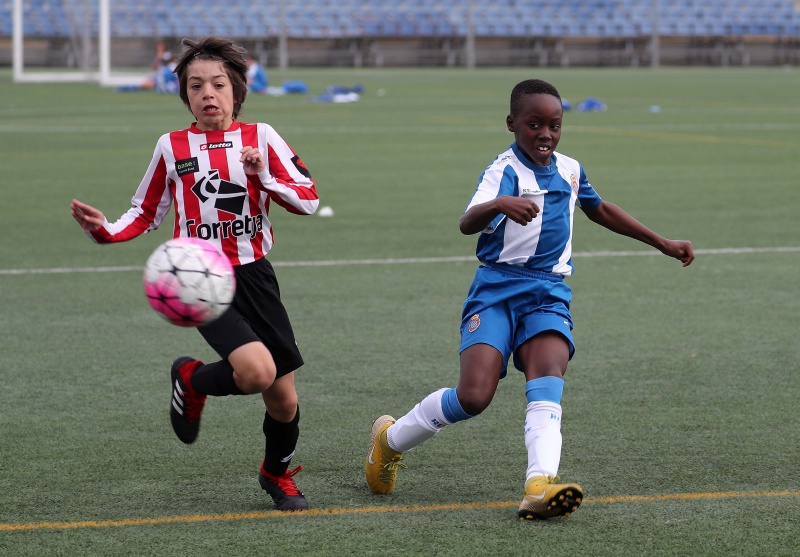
[72,145,172,244]
[460,196,540,235]
[247,125,318,216]
[581,200,694,267]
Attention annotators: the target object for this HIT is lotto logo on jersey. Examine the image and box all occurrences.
[191,170,247,215]
[200,141,233,151]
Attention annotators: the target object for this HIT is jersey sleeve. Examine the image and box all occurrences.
[251,124,319,215]
[465,157,518,233]
[575,165,602,209]
[87,137,173,244]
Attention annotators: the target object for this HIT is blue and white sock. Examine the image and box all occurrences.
[387,387,472,452]
[523,376,564,481]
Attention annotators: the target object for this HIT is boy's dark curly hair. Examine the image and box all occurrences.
[174,37,249,118]
[510,79,561,116]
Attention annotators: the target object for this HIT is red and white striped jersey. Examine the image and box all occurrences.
[88,121,318,266]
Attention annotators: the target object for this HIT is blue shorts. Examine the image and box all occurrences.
[459,263,575,377]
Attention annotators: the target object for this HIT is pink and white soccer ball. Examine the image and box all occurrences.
[143,237,235,327]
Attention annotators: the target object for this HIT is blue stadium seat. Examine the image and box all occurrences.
[1,0,799,40]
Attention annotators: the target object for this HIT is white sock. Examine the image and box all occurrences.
[387,388,451,452]
[524,401,563,481]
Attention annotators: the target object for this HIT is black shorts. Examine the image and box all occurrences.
[197,258,304,377]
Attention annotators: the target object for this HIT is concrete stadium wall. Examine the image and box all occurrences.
[1,35,799,69]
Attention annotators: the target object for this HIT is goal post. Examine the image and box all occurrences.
[12,0,147,86]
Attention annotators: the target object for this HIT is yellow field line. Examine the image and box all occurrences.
[2,490,798,532]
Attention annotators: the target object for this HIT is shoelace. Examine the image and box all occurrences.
[377,454,406,483]
[268,465,304,496]
[526,476,560,492]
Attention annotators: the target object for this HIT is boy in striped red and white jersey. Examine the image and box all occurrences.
[71,37,318,511]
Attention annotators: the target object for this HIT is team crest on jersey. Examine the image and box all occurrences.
[191,170,247,215]
[175,157,199,177]
[467,313,481,333]
[570,174,579,195]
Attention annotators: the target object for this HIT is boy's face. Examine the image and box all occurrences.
[506,93,563,166]
[185,59,238,131]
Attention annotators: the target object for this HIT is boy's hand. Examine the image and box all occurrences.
[497,196,540,226]
[661,239,694,267]
[240,146,266,175]
[460,195,541,235]
[70,199,105,232]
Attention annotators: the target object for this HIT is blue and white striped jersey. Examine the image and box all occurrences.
[466,143,602,277]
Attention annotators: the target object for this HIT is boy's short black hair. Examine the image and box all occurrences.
[174,36,249,118]
[510,79,561,116]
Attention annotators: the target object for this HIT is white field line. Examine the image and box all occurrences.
[3,123,800,136]
[1,247,798,276]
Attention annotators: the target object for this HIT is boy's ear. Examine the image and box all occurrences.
[506,114,515,132]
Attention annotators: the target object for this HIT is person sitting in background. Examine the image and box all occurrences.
[153,51,178,94]
[247,55,268,94]
[133,46,178,94]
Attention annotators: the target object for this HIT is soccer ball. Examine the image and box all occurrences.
[143,237,235,327]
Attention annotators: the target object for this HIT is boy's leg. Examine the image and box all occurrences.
[258,372,308,511]
[516,333,583,519]
[366,265,512,495]
[169,342,273,444]
[365,388,461,496]
[169,357,208,444]
[170,300,267,444]
[170,258,308,509]
[365,387,468,495]
[365,344,503,495]
[190,359,245,396]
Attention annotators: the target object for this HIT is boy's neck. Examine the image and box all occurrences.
[515,142,554,167]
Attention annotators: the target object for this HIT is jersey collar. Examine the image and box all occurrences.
[189,121,242,134]
[511,142,558,174]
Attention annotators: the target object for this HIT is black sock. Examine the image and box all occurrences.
[262,405,300,477]
[190,360,245,396]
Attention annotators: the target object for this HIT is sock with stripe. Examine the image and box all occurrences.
[262,405,300,477]
[387,387,472,453]
[523,376,564,480]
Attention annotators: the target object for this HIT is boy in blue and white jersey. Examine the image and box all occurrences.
[365,79,695,520]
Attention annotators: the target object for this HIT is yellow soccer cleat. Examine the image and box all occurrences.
[365,415,405,494]
[517,476,583,520]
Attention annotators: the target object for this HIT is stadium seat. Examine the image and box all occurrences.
[2,0,800,40]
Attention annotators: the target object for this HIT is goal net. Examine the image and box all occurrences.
[12,0,149,86]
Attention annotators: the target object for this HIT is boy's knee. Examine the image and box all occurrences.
[268,396,298,421]
[456,387,493,416]
[234,359,277,393]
